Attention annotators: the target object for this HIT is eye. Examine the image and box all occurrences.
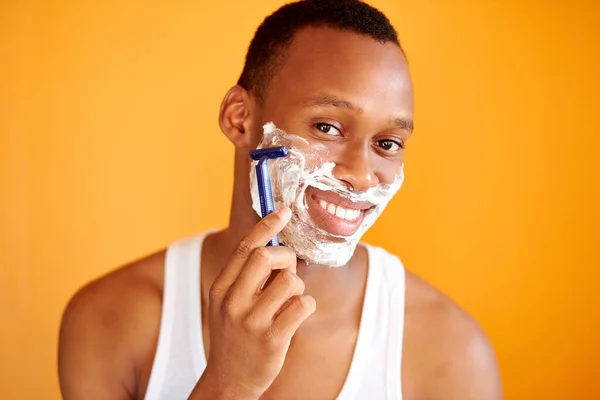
[378,139,404,152]
[314,123,342,137]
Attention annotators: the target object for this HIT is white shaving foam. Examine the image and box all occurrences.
[249,122,403,267]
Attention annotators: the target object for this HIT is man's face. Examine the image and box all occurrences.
[248,26,414,265]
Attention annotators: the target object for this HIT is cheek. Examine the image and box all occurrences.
[288,142,329,172]
[375,159,404,184]
[301,153,324,172]
[296,140,340,171]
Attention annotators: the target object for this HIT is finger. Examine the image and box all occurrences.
[270,295,316,339]
[231,246,297,301]
[211,208,291,297]
[249,269,304,323]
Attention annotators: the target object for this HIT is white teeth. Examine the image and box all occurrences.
[327,203,336,215]
[317,199,361,221]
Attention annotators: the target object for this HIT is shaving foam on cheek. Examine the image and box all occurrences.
[249,122,404,267]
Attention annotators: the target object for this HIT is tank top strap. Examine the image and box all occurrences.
[336,243,406,400]
[377,246,406,399]
[144,232,210,400]
[336,243,382,399]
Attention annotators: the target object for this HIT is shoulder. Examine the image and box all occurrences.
[401,271,502,400]
[58,250,166,399]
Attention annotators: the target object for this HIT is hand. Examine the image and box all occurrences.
[194,208,316,400]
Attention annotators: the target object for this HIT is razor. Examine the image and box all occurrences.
[250,146,288,246]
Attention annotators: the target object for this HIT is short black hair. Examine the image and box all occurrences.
[238,0,402,100]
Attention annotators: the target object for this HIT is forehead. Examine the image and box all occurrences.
[263,26,414,116]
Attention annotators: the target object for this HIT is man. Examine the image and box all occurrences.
[59,1,502,399]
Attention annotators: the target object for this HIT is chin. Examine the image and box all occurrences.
[279,216,360,267]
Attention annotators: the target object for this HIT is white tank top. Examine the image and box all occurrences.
[145,232,406,400]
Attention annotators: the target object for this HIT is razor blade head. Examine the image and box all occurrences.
[249,146,288,161]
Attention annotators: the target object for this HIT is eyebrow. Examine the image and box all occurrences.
[302,92,364,113]
[393,117,414,132]
[302,92,414,132]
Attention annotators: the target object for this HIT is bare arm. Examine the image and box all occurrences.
[58,270,163,400]
[59,286,136,399]
[432,321,502,400]
[403,273,502,400]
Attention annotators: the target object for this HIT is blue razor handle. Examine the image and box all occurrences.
[250,146,288,246]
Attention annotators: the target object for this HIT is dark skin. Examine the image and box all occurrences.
[59,27,502,399]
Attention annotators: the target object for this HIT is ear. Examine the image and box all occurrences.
[219,85,257,148]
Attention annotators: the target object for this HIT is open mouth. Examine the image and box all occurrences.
[305,186,375,237]
[316,198,363,221]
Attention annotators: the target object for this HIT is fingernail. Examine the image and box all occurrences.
[278,207,291,220]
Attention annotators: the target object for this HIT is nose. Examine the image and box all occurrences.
[332,142,380,193]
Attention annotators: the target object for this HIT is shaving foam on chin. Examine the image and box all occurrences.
[249,122,404,267]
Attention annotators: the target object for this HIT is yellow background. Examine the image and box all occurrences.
[2,1,599,398]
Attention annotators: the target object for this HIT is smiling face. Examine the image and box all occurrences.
[241,26,414,266]
[249,121,404,266]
